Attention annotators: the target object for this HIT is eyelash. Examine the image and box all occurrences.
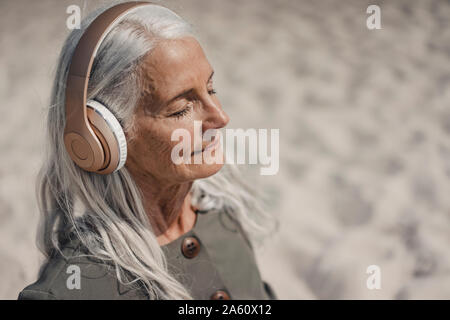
[171,106,191,119]
[170,89,217,119]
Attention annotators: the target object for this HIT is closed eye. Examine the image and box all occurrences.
[169,104,192,118]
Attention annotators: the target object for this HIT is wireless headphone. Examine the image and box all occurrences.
[64,1,150,174]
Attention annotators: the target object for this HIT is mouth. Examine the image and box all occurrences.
[191,135,220,156]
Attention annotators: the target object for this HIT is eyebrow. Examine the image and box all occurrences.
[166,70,214,105]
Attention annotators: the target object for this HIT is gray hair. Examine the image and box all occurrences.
[37,1,277,300]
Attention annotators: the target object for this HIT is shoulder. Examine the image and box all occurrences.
[217,209,255,251]
[18,238,147,300]
[191,209,276,299]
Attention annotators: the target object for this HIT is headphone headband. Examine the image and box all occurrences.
[64,1,150,173]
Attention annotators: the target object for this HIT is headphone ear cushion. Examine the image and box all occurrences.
[86,100,127,173]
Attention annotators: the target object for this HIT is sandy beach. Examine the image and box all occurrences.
[0,0,449,299]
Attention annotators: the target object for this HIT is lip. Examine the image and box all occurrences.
[191,135,220,156]
[203,135,220,152]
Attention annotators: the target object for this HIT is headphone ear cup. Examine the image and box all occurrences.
[86,100,127,174]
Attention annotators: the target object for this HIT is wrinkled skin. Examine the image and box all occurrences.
[125,36,229,245]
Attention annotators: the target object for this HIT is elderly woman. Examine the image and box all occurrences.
[18,2,276,300]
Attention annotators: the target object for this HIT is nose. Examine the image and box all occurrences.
[201,95,230,131]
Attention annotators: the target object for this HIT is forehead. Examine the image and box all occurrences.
[142,37,213,100]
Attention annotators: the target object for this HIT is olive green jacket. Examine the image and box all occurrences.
[18,209,276,300]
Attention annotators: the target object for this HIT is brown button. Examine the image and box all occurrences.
[210,290,230,300]
[181,236,200,259]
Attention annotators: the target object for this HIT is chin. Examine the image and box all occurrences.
[179,147,226,181]
[193,161,225,179]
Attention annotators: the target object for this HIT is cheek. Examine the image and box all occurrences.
[127,120,196,171]
[137,130,173,161]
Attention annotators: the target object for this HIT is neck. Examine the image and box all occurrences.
[131,173,197,246]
